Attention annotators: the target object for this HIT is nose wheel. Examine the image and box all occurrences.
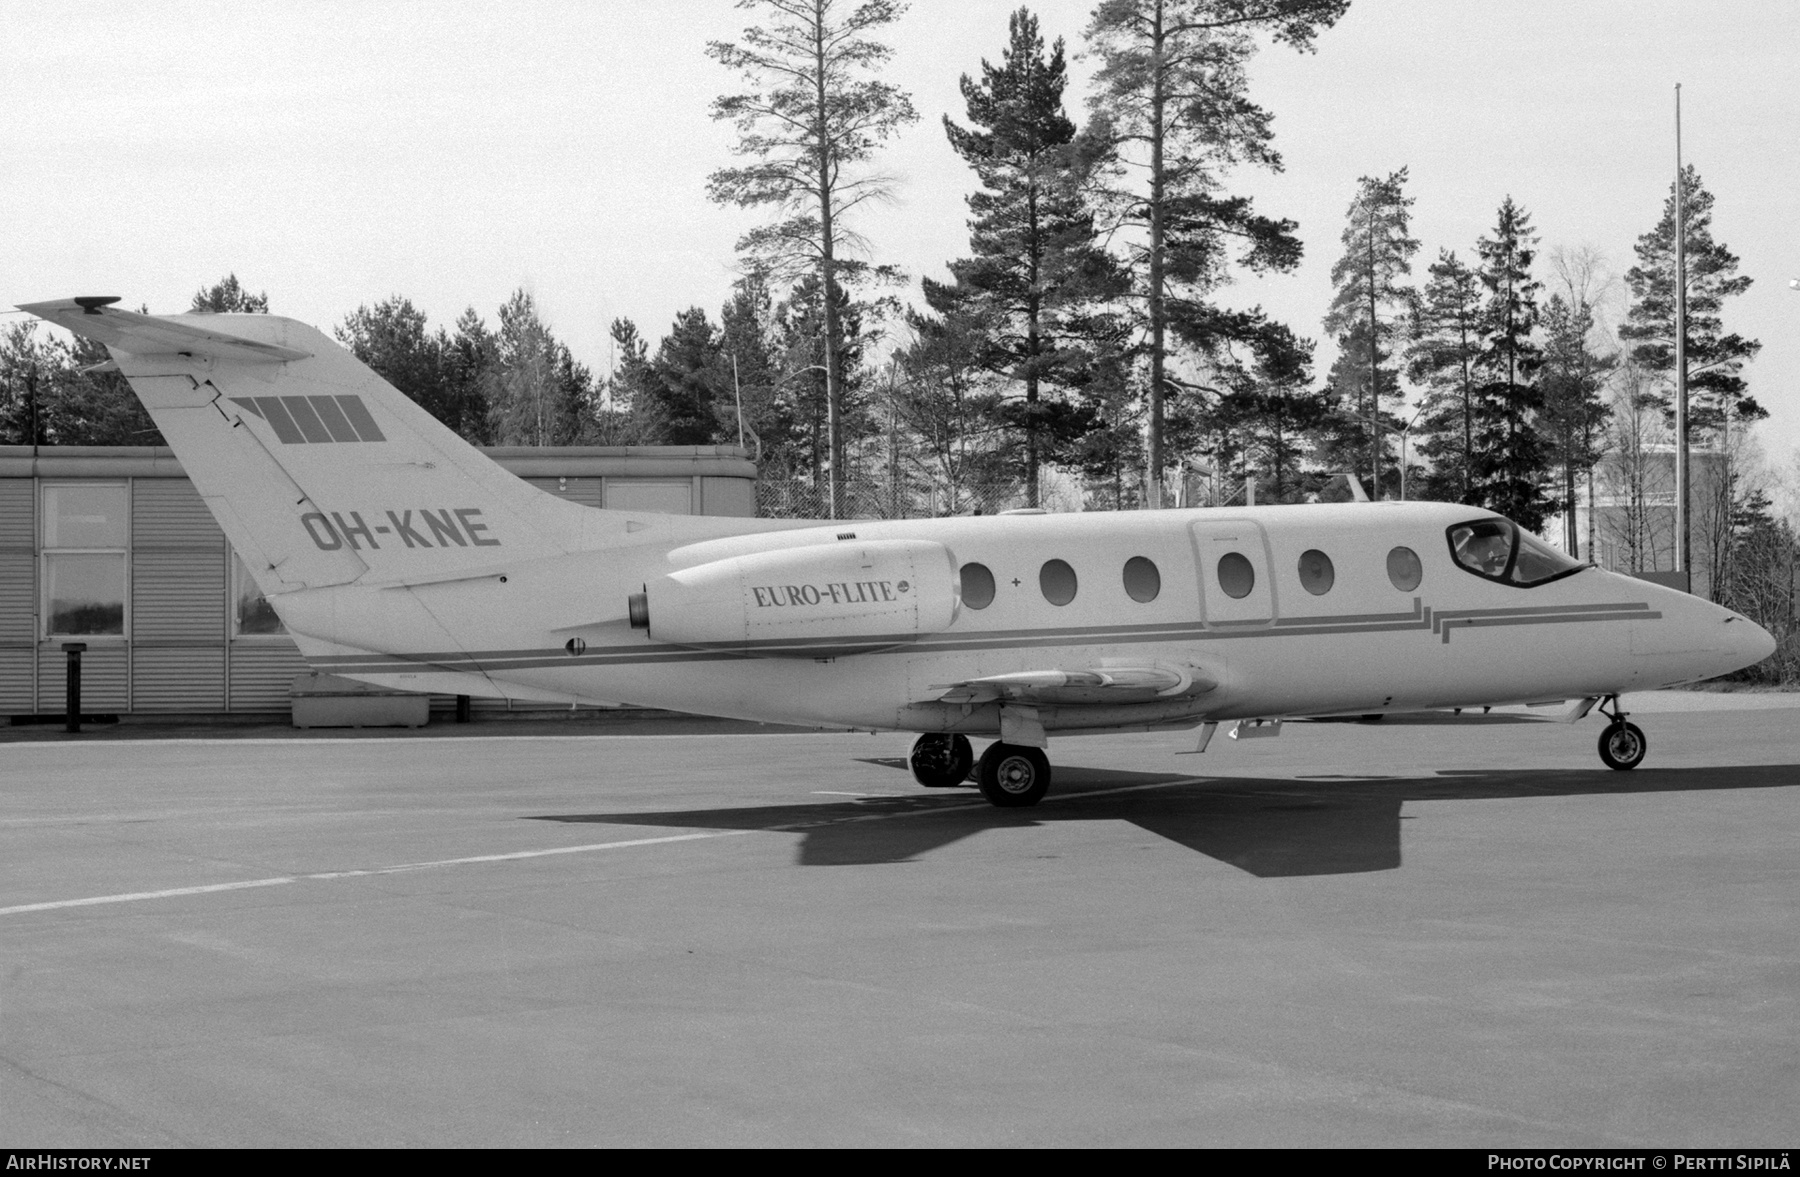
[1595,696,1647,771]
[909,733,974,788]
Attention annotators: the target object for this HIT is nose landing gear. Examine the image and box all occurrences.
[1596,695,1646,770]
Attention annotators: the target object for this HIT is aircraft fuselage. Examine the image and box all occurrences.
[282,499,1764,738]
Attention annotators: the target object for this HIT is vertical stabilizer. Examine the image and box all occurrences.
[18,299,666,597]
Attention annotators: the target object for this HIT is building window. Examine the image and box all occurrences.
[231,552,286,636]
[42,483,128,637]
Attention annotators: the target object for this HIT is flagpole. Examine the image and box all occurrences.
[1674,83,1690,587]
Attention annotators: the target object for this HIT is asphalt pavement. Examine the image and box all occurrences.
[2,693,1796,1146]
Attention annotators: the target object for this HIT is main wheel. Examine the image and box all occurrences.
[976,742,1051,808]
[1598,721,1647,771]
[909,733,974,788]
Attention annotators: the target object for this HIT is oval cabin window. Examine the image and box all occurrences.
[1039,559,1078,606]
[1297,549,1334,595]
[1217,552,1255,600]
[1123,556,1160,603]
[1387,546,1422,592]
[960,562,996,610]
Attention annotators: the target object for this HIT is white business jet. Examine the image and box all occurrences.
[21,298,1776,806]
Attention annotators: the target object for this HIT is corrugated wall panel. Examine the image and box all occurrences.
[603,478,695,514]
[1,482,38,711]
[0,551,35,643]
[37,644,128,712]
[0,648,33,712]
[522,477,603,508]
[132,648,225,711]
[0,480,33,548]
[131,550,226,643]
[132,479,221,547]
[229,641,309,711]
[700,477,755,518]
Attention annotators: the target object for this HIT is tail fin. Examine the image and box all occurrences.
[20,298,673,596]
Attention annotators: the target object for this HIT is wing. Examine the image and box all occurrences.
[929,665,1216,706]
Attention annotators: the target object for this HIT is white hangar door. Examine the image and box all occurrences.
[1190,519,1276,627]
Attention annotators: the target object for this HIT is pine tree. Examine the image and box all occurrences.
[600,318,660,445]
[1320,169,1418,497]
[894,304,1005,514]
[1070,341,1144,510]
[1081,0,1347,503]
[336,297,449,423]
[488,290,587,446]
[1538,293,1614,555]
[1211,334,1327,503]
[773,274,872,489]
[1619,165,1763,436]
[717,274,790,457]
[649,308,726,447]
[707,0,919,516]
[934,7,1121,504]
[441,309,496,445]
[0,324,51,445]
[1471,197,1549,530]
[0,323,162,446]
[1407,250,1484,504]
[190,274,269,314]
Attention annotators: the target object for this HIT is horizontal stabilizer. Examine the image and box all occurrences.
[16,299,311,364]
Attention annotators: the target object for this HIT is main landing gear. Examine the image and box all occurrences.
[908,734,1052,808]
[975,742,1051,808]
[1595,695,1647,771]
[908,733,973,788]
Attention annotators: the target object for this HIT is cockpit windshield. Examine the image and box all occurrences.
[1447,518,1585,587]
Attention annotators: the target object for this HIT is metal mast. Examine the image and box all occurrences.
[1674,84,1690,584]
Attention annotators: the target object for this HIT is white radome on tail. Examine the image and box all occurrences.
[20,297,1776,806]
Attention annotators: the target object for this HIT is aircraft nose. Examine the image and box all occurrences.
[1732,615,1778,668]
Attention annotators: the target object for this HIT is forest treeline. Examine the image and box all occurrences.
[2,2,1791,675]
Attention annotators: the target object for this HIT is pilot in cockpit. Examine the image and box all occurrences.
[1452,525,1513,578]
[1468,533,1510,576]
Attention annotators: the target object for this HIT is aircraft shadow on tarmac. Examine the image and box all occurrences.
[532,761,1800,878]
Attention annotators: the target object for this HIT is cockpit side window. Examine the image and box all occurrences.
[1447,518,1584,588]
[1512,529,1586,584]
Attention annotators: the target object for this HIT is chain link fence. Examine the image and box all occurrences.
[754,468,1367,519]
[755,479,1033,520]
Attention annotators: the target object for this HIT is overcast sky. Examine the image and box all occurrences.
[4,1,1796,461]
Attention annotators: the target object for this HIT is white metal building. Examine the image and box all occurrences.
[0,444,756,718]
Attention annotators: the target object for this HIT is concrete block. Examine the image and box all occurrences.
[290,674,430,728]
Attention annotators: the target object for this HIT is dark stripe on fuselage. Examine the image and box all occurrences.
[305,599,1660,675]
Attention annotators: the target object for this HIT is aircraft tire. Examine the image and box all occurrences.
[1598,721,1647,771]
[976,742,1051,807]
[909,734,974,788]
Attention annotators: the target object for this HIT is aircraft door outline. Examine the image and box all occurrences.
[1190,519,1277,627]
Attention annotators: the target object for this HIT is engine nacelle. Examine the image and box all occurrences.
[631,539,960,657]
